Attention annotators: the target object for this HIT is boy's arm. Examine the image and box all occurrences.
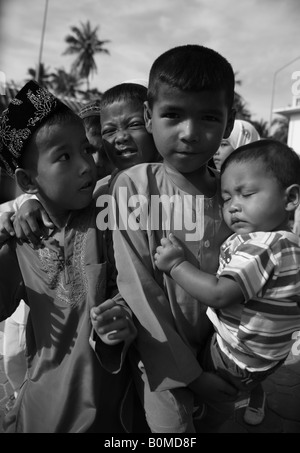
[0,194,54,246]
[0,194,35,243]
[0,241,26,321]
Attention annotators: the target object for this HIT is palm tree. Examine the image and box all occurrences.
[271,116,289,144]
[27,62,53,88]
[250,119,270,138]
[51,67,82,98]
[63,21,110,90]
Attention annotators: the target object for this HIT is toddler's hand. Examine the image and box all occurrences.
[14,199,54,246]
[90,298,136,346]
[0,211,16,243]
[154,233,186,274]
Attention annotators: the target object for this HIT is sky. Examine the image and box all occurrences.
[1,0,300,123]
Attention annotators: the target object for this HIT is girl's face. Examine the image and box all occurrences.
[221,160,290,233]
[144,84,234,175]
[31,118,97,222]
[213,139,234,171]
[100,99,158,170]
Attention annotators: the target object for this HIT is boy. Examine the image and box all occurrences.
[0,82,159,240]
[108,44,238,433]
[99,82,159,173]
[0,80,136,433]
[155,140,300,424]
[78,99,115,181]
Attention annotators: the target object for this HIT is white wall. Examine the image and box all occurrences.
[288,113,300,156]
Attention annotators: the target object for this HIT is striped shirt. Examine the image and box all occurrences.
[207,231,300,370]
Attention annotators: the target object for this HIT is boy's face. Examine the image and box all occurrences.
[144,83,234,174]
[221,160,289,233]
[28,118,97,216]
[100,99,157,171]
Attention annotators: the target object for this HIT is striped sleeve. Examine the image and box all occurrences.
[219,234,277,301]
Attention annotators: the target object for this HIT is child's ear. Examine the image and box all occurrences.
[223,108,236,139]
[285,184,300,212]
[15,168,39,194]
[144,101,152,133]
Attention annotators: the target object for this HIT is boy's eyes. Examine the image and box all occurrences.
[55,145,93,161]
[161,112,179,119]
[58,153,69,161]
[161,112,220,122]
[102,121,145,135]
[128,121,145,129]
[102,127,116,135]
[202,115,220,122]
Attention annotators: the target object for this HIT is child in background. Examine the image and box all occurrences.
[94,81,160,198]
[212,119,260,171]
[109,44,238,433]
[155,139,300,426]
[0,100,113,406]
[0,80,136,433]
[78,99,115,181]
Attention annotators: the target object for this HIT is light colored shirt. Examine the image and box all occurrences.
[0,202,131,433]
[111,162,230,391]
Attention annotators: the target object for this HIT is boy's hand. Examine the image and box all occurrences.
[14,199,54,246]
[0,211,16,243]
[154,233,186,274]
[90,298,137,346]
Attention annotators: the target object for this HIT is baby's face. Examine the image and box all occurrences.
[100,99,157,170]
[221,160,289,234]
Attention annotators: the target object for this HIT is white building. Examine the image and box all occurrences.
[274,94,300,156]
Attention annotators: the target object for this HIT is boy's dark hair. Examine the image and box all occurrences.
[147,44,235,109]
[100,83,148,112]
[82,115,101,132]
[221,139,300,188]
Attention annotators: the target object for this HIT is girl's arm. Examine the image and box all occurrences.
[155,233,244,309]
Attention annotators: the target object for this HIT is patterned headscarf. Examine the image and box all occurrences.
[228,119,260,150]
[0,80,69,177]
[78,99,101,119]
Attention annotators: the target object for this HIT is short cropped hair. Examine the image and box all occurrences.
[221,139,300,188]
[147,44,235,109]
[100,83,148,111]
